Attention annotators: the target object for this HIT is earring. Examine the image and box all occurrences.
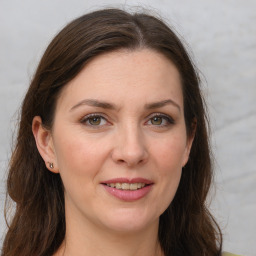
[49,162,54,169]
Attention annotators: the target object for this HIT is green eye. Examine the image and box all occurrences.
[146,114,174,127]
[81,114,108,127]
[88,116,102,125]
[151,116,163,125]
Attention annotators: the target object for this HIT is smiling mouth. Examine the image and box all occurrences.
[102,179,153,201]
[104,183,146,190]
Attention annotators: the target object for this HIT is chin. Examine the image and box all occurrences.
[98,208,159,234]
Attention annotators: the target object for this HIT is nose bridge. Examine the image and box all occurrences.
[112,121,148,166]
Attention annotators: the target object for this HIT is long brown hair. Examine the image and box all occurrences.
[2,8,222,256]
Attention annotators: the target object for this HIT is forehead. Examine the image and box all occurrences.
[57,49,183,111]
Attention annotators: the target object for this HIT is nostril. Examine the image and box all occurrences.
[117,159,125,164]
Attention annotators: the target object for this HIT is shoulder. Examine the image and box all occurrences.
[222,252,242,256]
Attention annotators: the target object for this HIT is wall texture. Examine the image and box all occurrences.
[0,0,255,255]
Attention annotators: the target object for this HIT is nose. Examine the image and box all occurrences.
[111,124,148,167]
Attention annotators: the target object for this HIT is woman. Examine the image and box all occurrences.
[2,8,232,256]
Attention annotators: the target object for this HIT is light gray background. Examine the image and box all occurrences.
[0,0,255,255]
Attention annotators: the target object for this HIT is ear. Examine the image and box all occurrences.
[32,116,59,173]
[182,119,197,167]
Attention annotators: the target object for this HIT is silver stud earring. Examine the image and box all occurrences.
[49,162,54,169]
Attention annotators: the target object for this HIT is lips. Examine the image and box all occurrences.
[101,178,153,201]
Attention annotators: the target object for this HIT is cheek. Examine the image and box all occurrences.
[53,134,108,203]
[53,130,107,172]
[52,132,114,203]
[150,134,186,210]
[153,133,187,173]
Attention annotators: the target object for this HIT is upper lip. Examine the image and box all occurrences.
[101,177,153,184]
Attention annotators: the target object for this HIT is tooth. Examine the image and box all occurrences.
[130,183,138,190]
[107,182,147,190]
[122,183,130,190]
[115,183,122,189]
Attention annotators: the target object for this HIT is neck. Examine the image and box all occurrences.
[55,213,163,256]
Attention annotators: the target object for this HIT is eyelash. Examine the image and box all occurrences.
[80,113,175,128]
[80,113,109,127]
[146,113,175,127]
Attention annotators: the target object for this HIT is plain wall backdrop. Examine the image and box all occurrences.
[0,0,255,255]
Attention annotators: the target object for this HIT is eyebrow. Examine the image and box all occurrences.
[70,99,117,111]
[70,98,180,112]
[145,99,181,112]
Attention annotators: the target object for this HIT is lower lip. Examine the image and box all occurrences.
[102,184,153,201]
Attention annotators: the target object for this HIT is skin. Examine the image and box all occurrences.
[33,49,194,256]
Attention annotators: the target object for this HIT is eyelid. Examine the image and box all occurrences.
[79,112,174,127]
[80,113,110,126]
[145,113,175,125]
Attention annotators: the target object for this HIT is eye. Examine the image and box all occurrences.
[81,114,108,127]
[151,116,164,125]
[146,114,174,127]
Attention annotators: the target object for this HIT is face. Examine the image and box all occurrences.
[37,49,194,234]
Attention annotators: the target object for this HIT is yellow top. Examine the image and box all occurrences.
[223,252,242,256]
